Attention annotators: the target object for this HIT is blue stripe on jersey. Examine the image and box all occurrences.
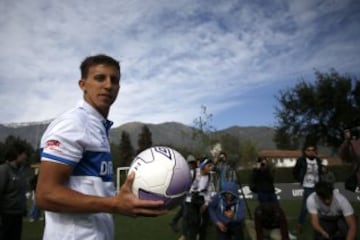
[41,151,77,167]
[72,151,114,182]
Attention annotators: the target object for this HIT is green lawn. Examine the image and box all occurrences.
[22,199,360,240]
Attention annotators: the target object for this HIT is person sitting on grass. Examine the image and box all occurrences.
[208,181,245,240]
[254,202,290,240]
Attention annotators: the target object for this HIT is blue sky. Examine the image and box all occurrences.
[0,0,359,130]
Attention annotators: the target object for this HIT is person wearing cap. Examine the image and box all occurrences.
[209,181,245,240]
[320,159,336,187]
[169,154,197,233]
[183,157,214,240]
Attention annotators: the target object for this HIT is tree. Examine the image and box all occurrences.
[118,131,135,167]
[238,139,258,167]
[274,69,360,150]
[192,105,217,156]
[137,125,153,154]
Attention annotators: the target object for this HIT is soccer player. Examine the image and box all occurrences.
[36,54,166,240]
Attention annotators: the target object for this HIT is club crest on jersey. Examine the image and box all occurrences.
[45,140,61,153]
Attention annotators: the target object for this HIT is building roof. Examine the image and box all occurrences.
[259,150,301,158]
[259,149,343,166]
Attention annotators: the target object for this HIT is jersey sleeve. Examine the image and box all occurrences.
[337,193,354,216]
[40,115,87,166]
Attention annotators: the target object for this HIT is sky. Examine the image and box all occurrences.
[0,0,359,130]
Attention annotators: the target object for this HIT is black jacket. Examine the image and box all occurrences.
[0,162,27,215]
[292,156,322,185]
[249,167,275,194]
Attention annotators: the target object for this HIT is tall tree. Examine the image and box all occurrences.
[238,139,258,167]
[118,131,135,167]
[137,124,153,154]
[192,105,216,156]
[274,69,360,150]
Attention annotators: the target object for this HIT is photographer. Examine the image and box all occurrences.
[250,158,295,240]
[183,158,214,240]
[338,127,360,189]
[249,157,277,203]
[214,151,237,191]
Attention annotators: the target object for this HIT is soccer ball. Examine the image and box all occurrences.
[128,146,192,209]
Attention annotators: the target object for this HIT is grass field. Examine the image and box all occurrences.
[22,199,360,240]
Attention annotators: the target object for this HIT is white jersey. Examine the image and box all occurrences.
[306,190,354,218]
[40,100,116,240]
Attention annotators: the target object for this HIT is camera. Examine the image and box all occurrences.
[349,127,360,139]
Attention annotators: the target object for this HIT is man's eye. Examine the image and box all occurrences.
[110,76,120,84]
[94,74,106,81]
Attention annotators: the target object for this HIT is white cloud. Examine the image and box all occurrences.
[0,0,359,128]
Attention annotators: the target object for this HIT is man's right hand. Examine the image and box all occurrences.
[113,172,167,217]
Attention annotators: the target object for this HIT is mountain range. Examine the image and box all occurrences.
[0,121,277,150]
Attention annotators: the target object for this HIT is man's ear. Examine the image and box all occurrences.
[79,79,86,92]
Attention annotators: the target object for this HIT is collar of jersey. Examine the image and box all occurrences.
[77,99,112,124]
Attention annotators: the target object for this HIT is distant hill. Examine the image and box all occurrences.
[0,121,276,150]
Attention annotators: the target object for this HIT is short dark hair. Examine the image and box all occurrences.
[5,142,27,162]
[80,54,120,79]
[303,144,317,152]
[315,181,333,199]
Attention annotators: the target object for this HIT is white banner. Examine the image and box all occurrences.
[238,182,360,202]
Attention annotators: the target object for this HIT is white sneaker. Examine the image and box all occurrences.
[288,232,297,240]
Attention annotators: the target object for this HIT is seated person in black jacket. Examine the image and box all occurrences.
[254,202,290,240]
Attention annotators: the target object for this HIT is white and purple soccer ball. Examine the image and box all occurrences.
[128,146,192,209]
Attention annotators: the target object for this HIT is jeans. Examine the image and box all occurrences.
[183,202,210,240]
[257,192,278,204]
[314,217,348,240]
[29,202,41,220]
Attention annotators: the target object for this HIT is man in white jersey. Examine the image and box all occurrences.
[36,54,165,240]
[307,181,356,240]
